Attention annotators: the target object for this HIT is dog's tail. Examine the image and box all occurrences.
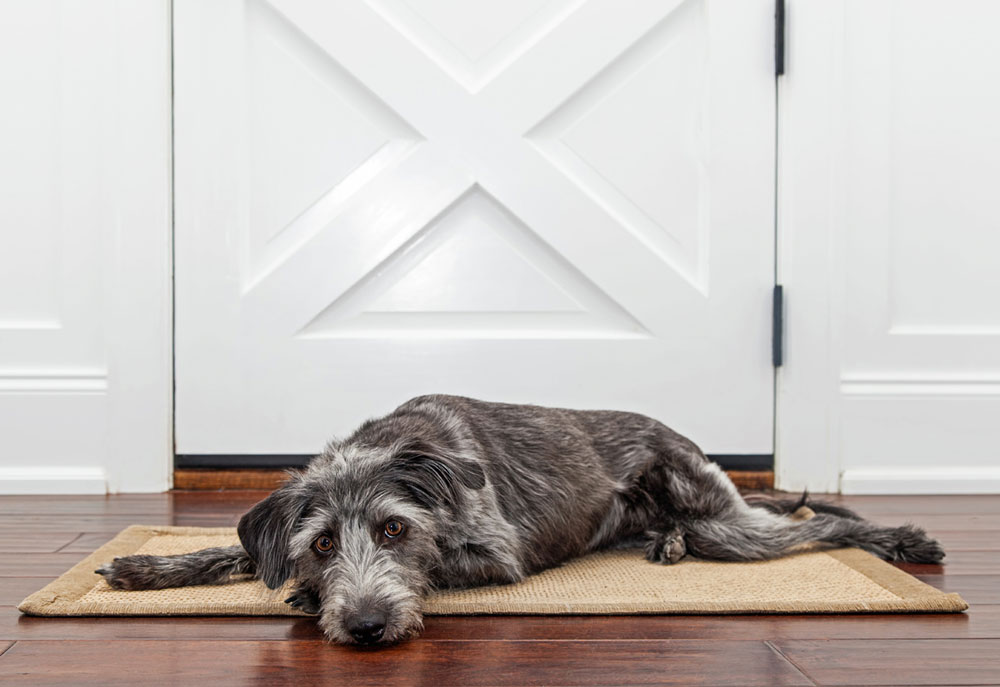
[96,546,255,590]
[683,507,944,564]
[743,490,865,521]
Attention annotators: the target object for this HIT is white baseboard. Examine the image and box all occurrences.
[840,467,1000,495]
[0,466,108,495]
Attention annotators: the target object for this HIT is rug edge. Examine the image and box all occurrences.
[17,525,239,616]
[825,548,968,611]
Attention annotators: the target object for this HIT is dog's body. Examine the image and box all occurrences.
[99,395,944,644]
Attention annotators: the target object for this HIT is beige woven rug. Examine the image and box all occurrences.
[19,525,967,617]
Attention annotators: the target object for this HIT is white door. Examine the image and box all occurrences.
[175,0,776,455]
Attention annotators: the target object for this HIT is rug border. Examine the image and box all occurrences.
[18,525,968,617]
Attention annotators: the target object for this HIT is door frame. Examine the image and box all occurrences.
[773,0,844,493]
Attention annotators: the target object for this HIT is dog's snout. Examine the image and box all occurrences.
[347,612,387,644]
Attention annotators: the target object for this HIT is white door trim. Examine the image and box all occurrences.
[0,0,173,494]
[774,0,846,493]
[102,0,174,493]
[775,0,1000,495]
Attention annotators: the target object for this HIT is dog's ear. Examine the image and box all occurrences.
[388,440,486,510]
[237,481,308,589]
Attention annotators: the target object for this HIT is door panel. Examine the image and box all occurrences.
[175,0,775,454]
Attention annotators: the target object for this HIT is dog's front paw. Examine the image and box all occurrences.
[285,588,321,614]
[94,555,164,590]
[643,528,687,565]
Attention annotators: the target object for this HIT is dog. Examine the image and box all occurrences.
[97,394,944,645]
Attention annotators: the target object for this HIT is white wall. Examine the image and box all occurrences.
[1,0,997,495]
[776,0,1000,494]
[0,0,172,494]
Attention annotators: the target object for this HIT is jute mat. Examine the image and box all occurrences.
[19,524,967,617]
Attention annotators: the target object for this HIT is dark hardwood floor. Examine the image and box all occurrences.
[1,491,997,686]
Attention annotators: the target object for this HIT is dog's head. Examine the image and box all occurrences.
[237,439,485,645]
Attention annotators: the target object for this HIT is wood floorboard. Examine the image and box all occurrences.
[921,530,1000,551]
[773,638,1000,686]
[0,639,812,686]
[0,491,264,516]
[0,492,994,685]
[0,579,57,607]
[54,532,115,554]
[858,514,1000,532]
[0,514,242,532]
[0,532,82,554]
[916,575,1000,604]
[824,495,1000,516]
[0,554,93,578]
[1,605,997,642]
[893,551,999,576]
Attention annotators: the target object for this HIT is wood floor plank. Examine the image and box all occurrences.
[0,532,82,554]
[0,639,812,686]
[0,514,239,532]
[916,575,1000,604]
[773,638,1000,686]
[418,608,993,642]
[925,530,1000,552]
[0,495,172,516]
[866,514,1000,532]
[0,554,91,577]
[828,495,1000,516]
[1,606,993,642]
[0,610,324,642]
[894,551,1000,576]
[0,579,56,607]
[54,533,115,554]
[0,491,265,517]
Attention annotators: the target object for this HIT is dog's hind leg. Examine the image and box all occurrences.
[682,510,945,564]
[96,546,255,590]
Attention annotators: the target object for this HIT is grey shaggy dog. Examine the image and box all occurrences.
[97,395,945,645]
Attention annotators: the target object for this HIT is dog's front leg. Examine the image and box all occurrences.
[284,585,321,614]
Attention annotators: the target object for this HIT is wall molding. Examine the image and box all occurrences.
[0,466,107,495]
[0,370,108,393]
[841,467,1000,495]
[840,374,1000,397]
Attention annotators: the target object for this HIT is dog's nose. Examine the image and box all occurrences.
[347,612,387,644]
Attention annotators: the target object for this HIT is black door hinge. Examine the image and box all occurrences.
[772,284,784,367]
[775,0,786,76]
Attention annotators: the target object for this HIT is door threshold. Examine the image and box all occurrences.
[173,468,774,491]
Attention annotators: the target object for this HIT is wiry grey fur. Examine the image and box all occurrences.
[97,395,945,645]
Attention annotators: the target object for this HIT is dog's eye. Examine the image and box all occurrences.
[314,535,335,554]
[384,520,404,538]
